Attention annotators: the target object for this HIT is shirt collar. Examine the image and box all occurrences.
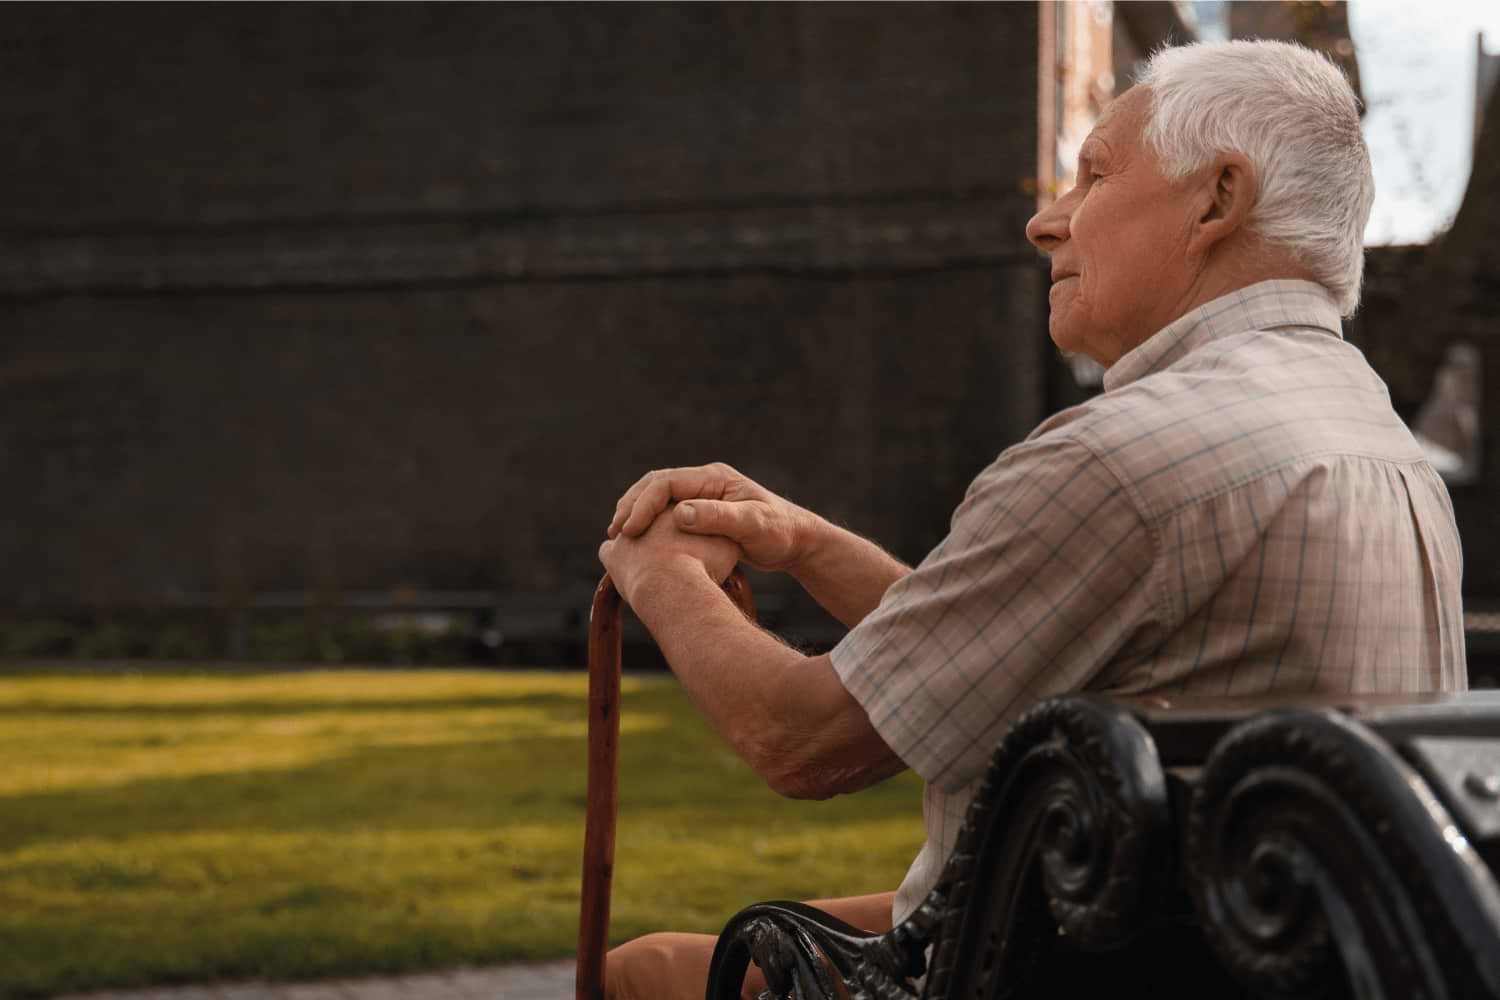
[1101,280,1344,393]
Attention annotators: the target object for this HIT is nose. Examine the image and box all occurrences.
[1026,193,1071,253]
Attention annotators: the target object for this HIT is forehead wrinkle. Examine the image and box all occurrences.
[1088,89,1134,136]
[1093,89,1150,157]
[1093,109,1151,171]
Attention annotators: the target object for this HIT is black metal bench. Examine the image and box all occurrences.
[706,691,1500,999]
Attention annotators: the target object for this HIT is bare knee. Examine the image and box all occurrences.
[605,934,673,1000]
[606,932,728,1000]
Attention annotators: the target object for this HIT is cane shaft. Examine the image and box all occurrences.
[576,569,755,1000]
[722,570,756,622]
[577,578,622,1000]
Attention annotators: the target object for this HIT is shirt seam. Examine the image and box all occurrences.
[1150,449,1437,519]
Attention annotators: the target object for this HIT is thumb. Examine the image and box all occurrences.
[674,500,752,540]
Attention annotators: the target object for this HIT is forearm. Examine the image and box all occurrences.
[788,515,910,628]
[630,559,904,799]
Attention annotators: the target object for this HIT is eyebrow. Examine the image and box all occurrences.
[1087,130,1119,159]
[1078,138,1102,172]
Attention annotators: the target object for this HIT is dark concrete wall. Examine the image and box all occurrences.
[0,3,1047,629]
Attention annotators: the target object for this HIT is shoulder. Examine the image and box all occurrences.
[961,421,1131,519]
[948,421,1150,565]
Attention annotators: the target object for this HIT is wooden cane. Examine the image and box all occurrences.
[576,568,756,1000]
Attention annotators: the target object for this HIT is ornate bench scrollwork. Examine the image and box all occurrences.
[922,698,1169,1000]
[706,692,1500,1000]
[1187,707,1500,1000]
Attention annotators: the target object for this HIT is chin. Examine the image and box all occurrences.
[1047,318,1086,357]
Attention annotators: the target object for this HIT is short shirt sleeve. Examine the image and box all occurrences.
[829,435,1162,792]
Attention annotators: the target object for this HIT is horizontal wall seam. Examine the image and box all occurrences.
[0,199,1040,297]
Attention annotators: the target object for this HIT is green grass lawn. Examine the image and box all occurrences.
[0,668,923,997]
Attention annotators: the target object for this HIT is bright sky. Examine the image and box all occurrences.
[1351,0,1500,245]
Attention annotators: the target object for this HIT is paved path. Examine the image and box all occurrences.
[53,960,576,1000]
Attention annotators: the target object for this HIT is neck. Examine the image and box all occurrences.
[1096,239,1319,368]
[1189,233,1316,312]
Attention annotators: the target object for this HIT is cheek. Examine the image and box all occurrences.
[1066,216,1102,298]
[1070,215,1135,322]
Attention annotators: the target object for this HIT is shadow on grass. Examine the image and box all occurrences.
[0,691,584,717]
[0,661,539,678]
[0,685,916,851]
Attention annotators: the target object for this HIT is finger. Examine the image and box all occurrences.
[619,467,730,537]
[608,470,660,538]
[673,499,759,543]
[618,476,677,537]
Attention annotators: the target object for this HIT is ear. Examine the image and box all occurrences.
[1189,151,1257,255]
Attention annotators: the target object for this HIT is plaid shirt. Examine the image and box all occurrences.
[830,280,1467,923]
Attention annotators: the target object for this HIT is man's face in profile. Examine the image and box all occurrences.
[1027,87,1200,366]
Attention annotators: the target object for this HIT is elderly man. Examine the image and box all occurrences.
[596,39,1466,1000]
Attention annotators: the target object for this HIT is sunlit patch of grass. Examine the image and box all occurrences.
[0,669,923,997]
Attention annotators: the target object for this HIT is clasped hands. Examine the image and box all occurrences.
[597,463,814,607]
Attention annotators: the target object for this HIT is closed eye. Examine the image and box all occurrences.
[1078,139,1110,184]
[1076,153,1102,189]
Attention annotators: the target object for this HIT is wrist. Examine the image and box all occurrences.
[627,553,714,618]
[786,507,830,577]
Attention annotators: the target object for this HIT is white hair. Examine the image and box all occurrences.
[1135,40,1375,316]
